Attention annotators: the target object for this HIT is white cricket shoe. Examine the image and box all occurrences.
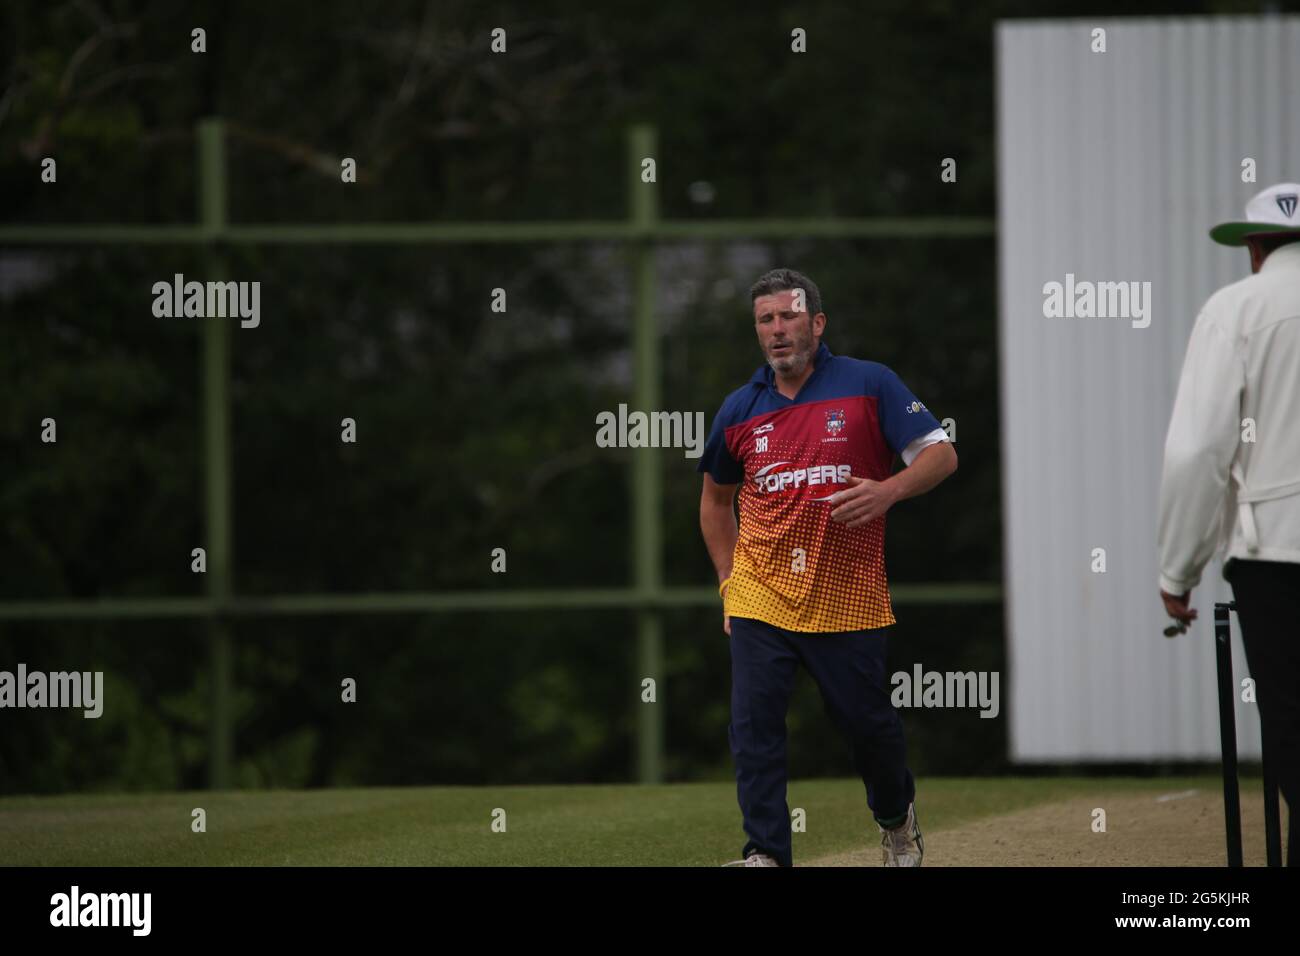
[878,802,924,867]
[722,852,781,867]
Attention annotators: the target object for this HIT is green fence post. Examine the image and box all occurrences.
[198,118,234,789]
[628,124,664,784]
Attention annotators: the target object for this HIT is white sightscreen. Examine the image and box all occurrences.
[997,15,1300,760]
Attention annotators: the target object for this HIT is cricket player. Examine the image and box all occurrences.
[1158,182,1300,867]
[698,268,958,867]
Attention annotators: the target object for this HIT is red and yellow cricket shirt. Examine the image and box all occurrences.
[698,341,943,632]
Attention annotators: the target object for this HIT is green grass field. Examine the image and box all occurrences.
[0,776,1237,866]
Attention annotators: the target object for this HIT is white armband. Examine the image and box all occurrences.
[900,428,949,466]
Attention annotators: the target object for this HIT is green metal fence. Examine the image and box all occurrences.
[0,118,1001,788]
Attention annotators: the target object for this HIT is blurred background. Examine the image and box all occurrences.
[0,0,1285,796]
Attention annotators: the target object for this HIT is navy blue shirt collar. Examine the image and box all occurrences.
[749,340,834,387]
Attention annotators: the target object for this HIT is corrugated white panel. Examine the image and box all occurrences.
[997,16,1299,760]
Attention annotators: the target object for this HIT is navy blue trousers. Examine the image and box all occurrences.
[729,615,915,867]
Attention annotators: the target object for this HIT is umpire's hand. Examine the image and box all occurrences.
[1160,588,1197,628]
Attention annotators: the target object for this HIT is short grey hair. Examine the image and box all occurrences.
[749,268,823,318]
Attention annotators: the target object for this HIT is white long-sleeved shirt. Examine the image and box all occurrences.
[1158,241,1300,594]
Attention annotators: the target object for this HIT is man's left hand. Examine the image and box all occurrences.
[829,476,899,528]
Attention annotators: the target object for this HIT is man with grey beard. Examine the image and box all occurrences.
[698,267,957,867]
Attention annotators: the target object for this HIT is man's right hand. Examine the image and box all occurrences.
[724,613,730,637]
[1160,588,1197,626]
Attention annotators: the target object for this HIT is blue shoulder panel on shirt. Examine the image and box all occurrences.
[695,346,942,482]
[881,362,943,454]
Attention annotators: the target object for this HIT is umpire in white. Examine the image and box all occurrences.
[1158,182,1300,866]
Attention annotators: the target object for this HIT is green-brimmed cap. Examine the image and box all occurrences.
[1210,182,1300,246]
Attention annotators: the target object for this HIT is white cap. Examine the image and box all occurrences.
[1210,182,1300,246]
